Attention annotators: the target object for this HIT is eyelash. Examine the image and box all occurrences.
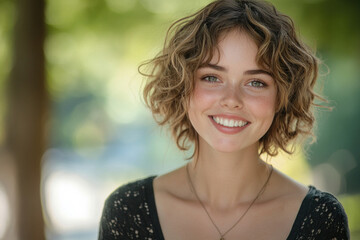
[202,75,220,83]
[201,75,267,88]
[247,80,267,88]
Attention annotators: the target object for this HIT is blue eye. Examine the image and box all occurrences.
[249,80,265,88]
[203,76,219,82]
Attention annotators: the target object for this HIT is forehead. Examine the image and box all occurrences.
[206,29,276,76]
[199,29,260,73]
[199,29,259,65]
[217,30,257,59]
[195,29,276,85]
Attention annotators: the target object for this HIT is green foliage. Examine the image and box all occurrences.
[266,0,360,195]
[340,194,360,239]
[0,0,14,144]
[45,0,212,149]
[1,0,359,236]
[43,0,360,195]
[44,1,360,236]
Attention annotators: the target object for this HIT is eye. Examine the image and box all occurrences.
[202,75,220,83]
[248,80,266,88]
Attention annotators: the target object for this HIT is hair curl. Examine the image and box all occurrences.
[141,0,326,157]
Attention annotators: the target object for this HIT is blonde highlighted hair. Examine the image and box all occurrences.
[141,0,326,157]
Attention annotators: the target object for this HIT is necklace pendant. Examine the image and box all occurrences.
[220,238,225,240]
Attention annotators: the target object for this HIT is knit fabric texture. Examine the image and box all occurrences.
[98,176,350,240]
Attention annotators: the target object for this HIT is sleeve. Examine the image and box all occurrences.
[97,177,156,240]
[98,192,124,240]
[313,192,350,240]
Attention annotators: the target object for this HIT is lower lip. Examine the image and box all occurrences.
[209,116,249,134]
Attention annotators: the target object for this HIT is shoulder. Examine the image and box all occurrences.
[105,176,155,207]
[98,176,157,240]
[290,186,350,239]
[304,186,349,226]
[153,166,188,197]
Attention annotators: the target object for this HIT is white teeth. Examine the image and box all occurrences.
[212,116,248,128]
[229,119,234,127]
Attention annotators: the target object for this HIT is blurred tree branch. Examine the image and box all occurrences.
[5,0,47,238]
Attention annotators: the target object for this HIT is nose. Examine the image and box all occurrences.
[219,85,243,109]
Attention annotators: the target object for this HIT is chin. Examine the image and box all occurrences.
[210,141,253,154]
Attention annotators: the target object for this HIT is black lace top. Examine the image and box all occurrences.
[98,176,350,240]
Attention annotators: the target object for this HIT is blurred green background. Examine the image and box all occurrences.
[0,0,359,239]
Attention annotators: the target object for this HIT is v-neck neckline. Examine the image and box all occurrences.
[146,175,313,240]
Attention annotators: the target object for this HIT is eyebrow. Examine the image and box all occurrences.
[199,63,272,76]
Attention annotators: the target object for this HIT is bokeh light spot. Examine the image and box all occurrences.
[0,183,10,239]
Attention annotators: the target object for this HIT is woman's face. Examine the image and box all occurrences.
[188,29,277,154]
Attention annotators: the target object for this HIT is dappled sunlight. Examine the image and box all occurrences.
[311,148,358,195]
[140,0,184,14]
[41,146,157,239]
[312,163,342,195]
[71,107,108,149]
[105,0,136,13]
[268,147,313,186]
[0,183,10,239]
[105,65,144,125]
[44,171,98,232]
[1,0,358,238]
[46,0,86,27]
[339,194,360,238]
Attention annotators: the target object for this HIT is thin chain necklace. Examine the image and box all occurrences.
[186,163,273,240]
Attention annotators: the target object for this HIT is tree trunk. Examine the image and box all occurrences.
[5,0,47,238]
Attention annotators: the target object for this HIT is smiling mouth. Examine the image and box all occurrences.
[211,116,249,128]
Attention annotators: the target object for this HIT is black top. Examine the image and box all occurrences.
[98,176,350,240]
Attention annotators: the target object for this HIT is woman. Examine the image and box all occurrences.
[99,0,349,239]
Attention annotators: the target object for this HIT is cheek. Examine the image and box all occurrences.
[247,92,277,119]
[188,85,218,131]
[189,84,218,110]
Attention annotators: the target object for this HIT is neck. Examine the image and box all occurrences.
[188,141,270,210]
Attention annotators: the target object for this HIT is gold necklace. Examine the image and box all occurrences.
[186,163,273,240]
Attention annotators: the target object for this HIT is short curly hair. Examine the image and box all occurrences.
[141,0,325,157]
